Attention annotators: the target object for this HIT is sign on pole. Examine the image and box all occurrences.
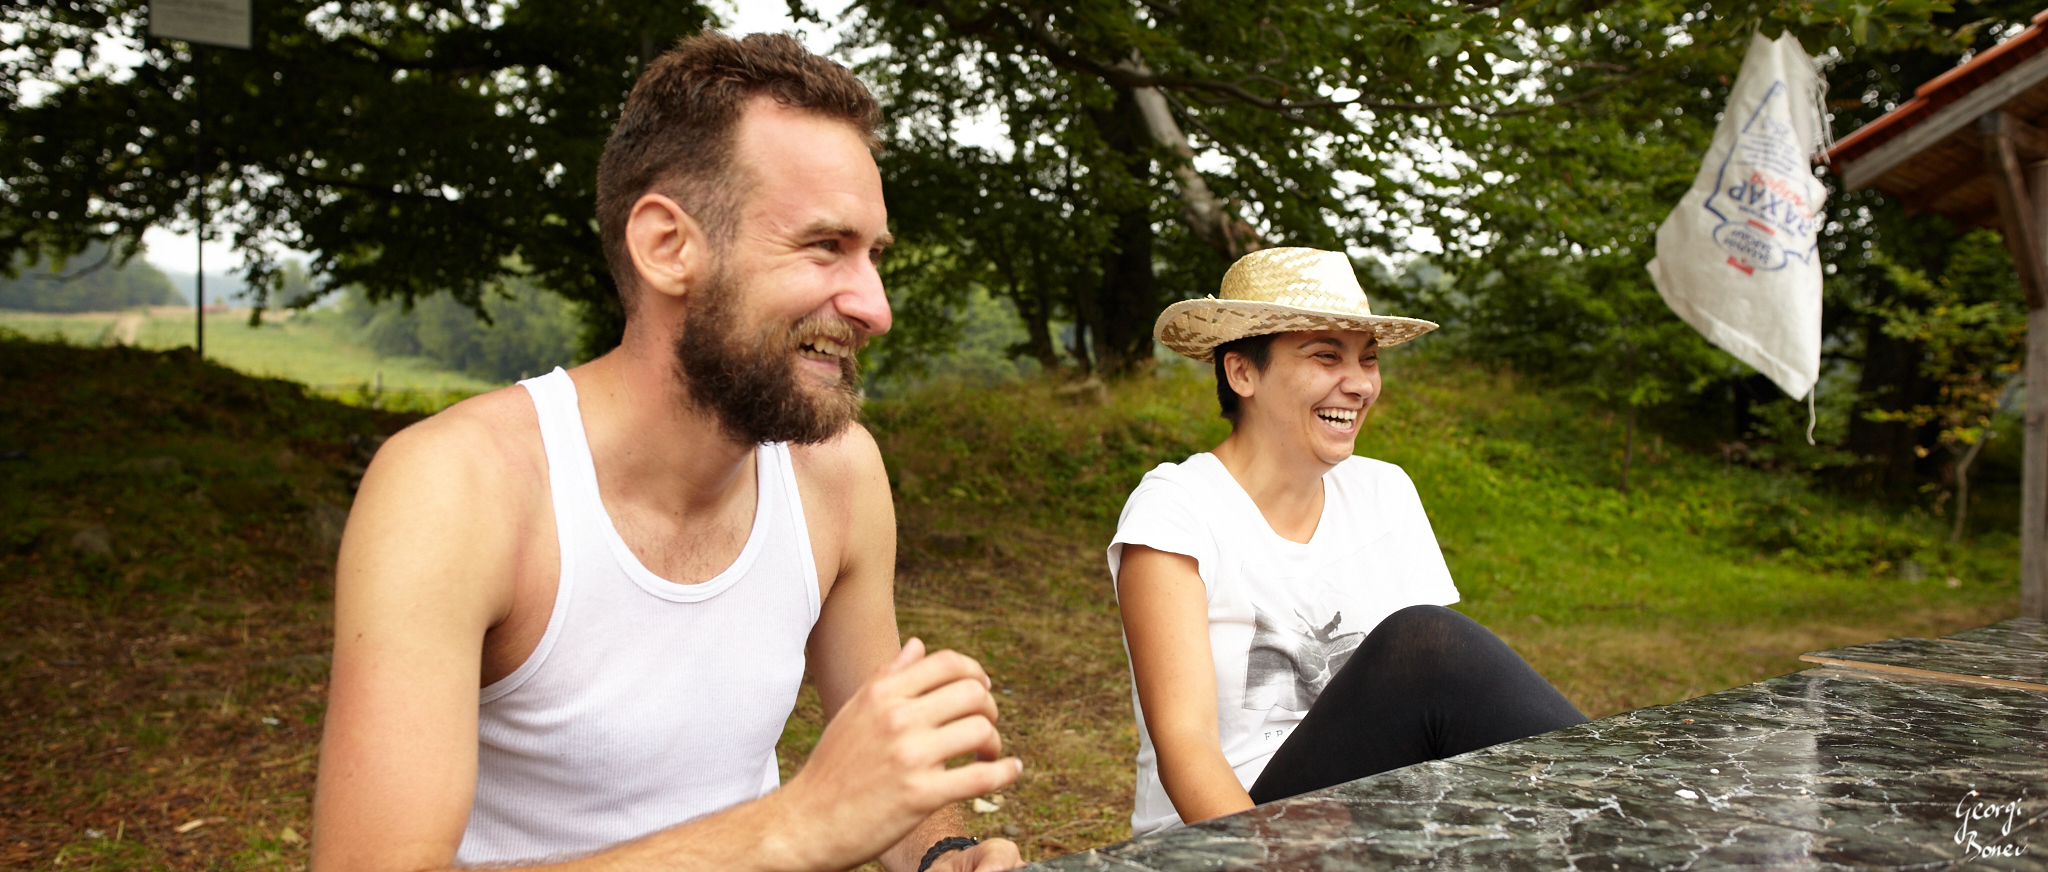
[150,0,249,358]
[149,0,251,50]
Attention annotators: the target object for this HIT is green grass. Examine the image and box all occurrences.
[861,347,2020,718]
[1,337,408,872]
[0,335,2025,869]
[0,308,499,408]
[1364,349,2018,618]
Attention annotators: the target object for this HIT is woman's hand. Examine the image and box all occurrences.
[1117,546,1256,824]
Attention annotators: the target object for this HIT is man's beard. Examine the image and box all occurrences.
[673,268,865,445]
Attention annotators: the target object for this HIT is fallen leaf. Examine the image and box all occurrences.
[173,819,208,834]
[971,798,1000,814]
[280,827,304,845]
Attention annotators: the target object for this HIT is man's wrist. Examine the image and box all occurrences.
[917,836,980,872]
[745,788,833,872]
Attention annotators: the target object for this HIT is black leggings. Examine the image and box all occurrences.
[1247,604,1588,804]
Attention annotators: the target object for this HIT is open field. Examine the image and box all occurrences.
[0,308,498,408]
[0,338,2022,870]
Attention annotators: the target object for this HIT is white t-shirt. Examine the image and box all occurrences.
[1107,452,1459,837]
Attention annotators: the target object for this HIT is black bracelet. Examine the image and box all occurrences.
[917,836,980,872]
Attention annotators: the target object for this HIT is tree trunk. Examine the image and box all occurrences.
[1621,405,1636,493]
[1844,323,1936,495]
[1094,204,1158,374]
[1018,278,1058,372]
[1116,58,1261,260]
[1950,378,2021,545]
[997,230,1059,371]
[1066,267,1096,372]
[1952,434,1985,545]
[1085,86,1160,376]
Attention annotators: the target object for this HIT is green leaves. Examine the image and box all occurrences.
[1864,230,2023,452]
[1827,0,1957,47]
[1,0,716,356]
[0,0,2020,402]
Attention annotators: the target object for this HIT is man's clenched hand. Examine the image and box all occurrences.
[927,838,1022,872]
[766,638,1023,871]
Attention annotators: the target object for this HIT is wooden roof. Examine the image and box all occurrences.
[1828,8,2048,226]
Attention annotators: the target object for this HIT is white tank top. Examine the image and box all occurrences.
[456,368,822,865]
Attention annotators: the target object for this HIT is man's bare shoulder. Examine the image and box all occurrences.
[788,422,887,502]
[359,384,546,514]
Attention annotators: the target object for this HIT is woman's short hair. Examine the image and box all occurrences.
[1213,332,1279,424]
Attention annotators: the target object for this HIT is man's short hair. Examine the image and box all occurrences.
[595,32,881,315]
[1213,333,1279,424]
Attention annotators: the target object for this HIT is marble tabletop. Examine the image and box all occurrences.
[1947,617,2048,654]
[1803,637,2048,688]
[1028,621,2048,871]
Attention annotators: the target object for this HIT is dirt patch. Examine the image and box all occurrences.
[108,313,144,347]
[0,586,335,872]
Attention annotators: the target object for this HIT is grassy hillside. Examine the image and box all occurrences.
[0,336,2021,870]
[0,338,414,872]
[0,308,498,409]
[776,348,2019,859]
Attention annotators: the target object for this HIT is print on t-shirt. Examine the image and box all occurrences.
[1243,607,1363,712]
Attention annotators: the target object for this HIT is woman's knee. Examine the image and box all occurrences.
[1380,604,1469,632]
[1376,604,1486,645]
[1367,605,1511,672]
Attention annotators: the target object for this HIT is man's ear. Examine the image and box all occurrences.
[623,192,713,305]
[1223,351,1258,402]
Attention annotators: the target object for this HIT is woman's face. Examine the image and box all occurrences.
[1233,330,1381,467]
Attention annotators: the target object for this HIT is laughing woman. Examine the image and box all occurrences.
[1111,248,1586,836]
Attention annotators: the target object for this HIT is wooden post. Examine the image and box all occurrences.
[1988,111,2048,619]
[2026,307,2048,618]
[2028,159,2048,619]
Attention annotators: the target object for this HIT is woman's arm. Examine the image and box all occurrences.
[1117,545,1255,824]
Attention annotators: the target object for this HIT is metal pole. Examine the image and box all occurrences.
[195,43,205,357]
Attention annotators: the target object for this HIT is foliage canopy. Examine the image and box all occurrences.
[4,0,2042,499]
[1,0,717,351]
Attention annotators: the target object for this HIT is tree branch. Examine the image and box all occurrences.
[52,245,115,283]
[902,0,1657,119]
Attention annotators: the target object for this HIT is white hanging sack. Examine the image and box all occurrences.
[1647,32,1829,402]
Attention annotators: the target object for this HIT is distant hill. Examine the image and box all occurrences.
[0,243,184,312]
[161,269,250,306]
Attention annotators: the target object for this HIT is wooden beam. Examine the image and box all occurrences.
[1840,49,2048,190]
[1982,112,2048,310]
[1800,655,2048,692]
[1901,159,1990,212]
[2010,112,2048,159]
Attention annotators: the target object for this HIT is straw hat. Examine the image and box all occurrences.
[1154,248,1438,363]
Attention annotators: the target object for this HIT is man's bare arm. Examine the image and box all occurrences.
[315,405,1020,872]
[799,426,1022,872]
[313,402,530,872]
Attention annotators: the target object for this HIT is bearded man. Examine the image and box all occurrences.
[310,33,1022,872]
